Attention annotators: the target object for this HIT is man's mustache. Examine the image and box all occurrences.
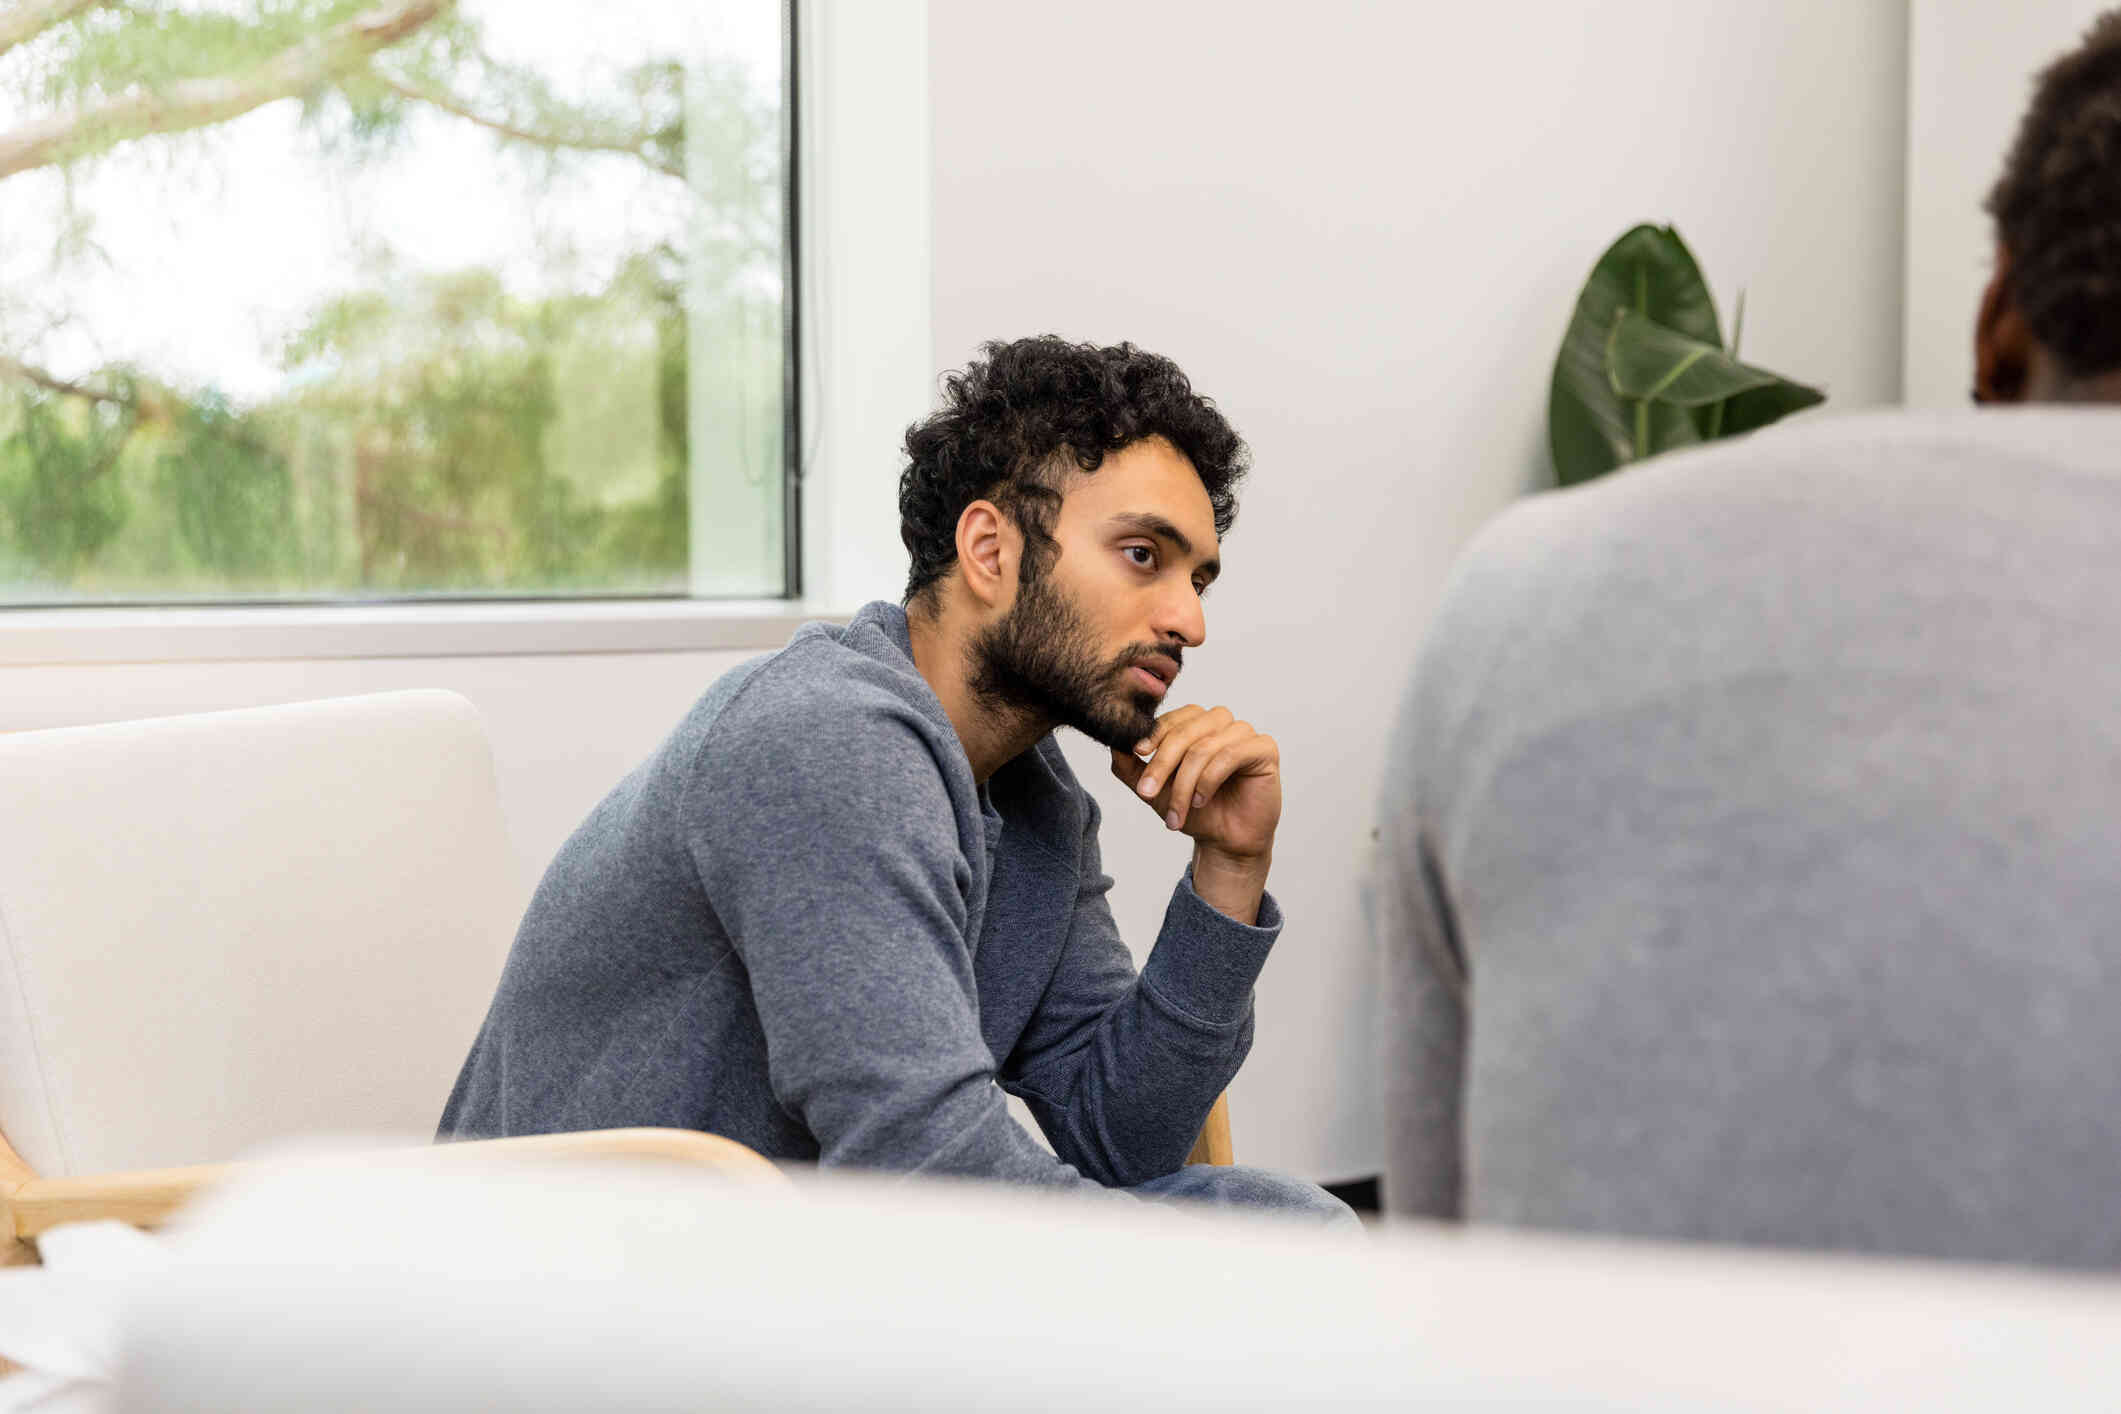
[1115,644,1183,683]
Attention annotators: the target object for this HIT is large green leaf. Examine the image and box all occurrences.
[1607,309,1783,405]
[1548,224,1722,486]
[1718,378,1827,437]
[1607,310,1824,448]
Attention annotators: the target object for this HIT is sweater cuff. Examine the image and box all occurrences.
[1139,867,1283,1029]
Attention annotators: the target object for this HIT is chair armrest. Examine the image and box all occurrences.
[1184,1093,1234,1167]
[4,1160,236,1242]
[436,1128,787,1184]
[0,1127,786,1245]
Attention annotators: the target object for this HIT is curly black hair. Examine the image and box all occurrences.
[898,336,1249,608]
[1986,8,2121,377]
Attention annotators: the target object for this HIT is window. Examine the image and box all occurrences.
[0,0,794,607]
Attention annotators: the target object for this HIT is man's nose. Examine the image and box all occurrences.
[1155,584,1206,650]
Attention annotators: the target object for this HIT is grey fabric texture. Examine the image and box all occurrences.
[1376,408,2121,1269]
[442,600,1283,1193]
[1133,1163,1362,1228]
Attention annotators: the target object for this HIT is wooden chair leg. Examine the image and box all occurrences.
[1184,1093,1234,1167]
[0,1128,38,1265]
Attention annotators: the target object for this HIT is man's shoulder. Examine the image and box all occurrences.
[698,625,953,769]
[1474,407,2121,574]
[671,620,984,874]
[1409,408,2121,753]
[728,621,913,708]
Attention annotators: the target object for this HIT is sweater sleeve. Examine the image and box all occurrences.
[1373,518,1523,1220]
[683,675,1112,1190]
[1375,803,1467,1219]
[999,790,1282,1187]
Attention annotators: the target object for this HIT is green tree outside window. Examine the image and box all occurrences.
[0,0,788,603]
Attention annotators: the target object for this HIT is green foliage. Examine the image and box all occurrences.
[0,257,711,598]
[13,2,373,110]
[1549,224,1823,487]
[1607,310,1784,406]
[269,260,693,592]
[154,392,298,582]
[0,392,130,581]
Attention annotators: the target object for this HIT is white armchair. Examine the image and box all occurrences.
[0,690,779,1258]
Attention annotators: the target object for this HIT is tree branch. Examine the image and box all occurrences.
[0,354,137,487]
[373,71,680,179]
[0,0,453,182]
[0,352,97,401]
[0,0,110,62]
[0,351,172,422]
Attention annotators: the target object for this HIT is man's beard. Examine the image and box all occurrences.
[969,573,1176,753]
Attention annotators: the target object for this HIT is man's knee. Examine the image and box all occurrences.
[1133,1164,1361,1229]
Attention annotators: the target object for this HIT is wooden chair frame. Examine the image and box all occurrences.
[0,1126,786,1265]
[1186,1094,1235,1168]
[0,1099,1229,1263]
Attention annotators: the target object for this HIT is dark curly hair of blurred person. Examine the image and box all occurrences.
[1986,8,2121,378]
[898,336,1249,610]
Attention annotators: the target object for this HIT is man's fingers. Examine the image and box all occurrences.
[1131,703,1203,762]
[1109,747,1148,791]
[1186,733,1276,821]
[1133,706,1231,802]
[1132,715,1198,797]
[1165,723,1258,830]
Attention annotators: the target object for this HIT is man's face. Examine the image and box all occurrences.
[970,436,1222,752]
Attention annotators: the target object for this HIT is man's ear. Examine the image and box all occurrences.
[953,499,1018,611]
[1975,243,2033,404]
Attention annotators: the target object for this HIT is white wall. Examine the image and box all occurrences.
[929,0,1911,1181]
[1903,0,2111,407]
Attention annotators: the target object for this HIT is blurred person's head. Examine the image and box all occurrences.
[897,336,1247,752]
[1977,9,2121,404]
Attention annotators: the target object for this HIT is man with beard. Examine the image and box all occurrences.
[440,337,1350,1222]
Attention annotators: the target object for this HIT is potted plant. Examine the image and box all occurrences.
[1549,224,1824,487]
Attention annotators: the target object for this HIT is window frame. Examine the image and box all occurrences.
[0,597,814,664]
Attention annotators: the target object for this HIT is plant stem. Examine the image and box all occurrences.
[1632,265,1651,458]
[1709,289,1741,443]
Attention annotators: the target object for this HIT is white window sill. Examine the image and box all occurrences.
[0,599,855,666]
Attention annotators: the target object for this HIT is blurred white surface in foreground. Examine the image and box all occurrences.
[65,1149,2121,1412]
[0,1221,168,1413]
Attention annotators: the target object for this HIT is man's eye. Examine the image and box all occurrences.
[1123,545,1156,569]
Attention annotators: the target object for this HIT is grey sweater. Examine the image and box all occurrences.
[1376,408,2121,1268]
[441,601,1280,1190]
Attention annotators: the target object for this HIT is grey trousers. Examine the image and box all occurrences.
[1131,1164,1360,1229]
